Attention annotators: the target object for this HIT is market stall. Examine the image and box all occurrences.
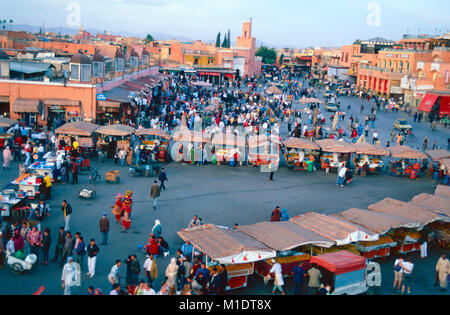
[11,174,42,198]
[0,116,16,150]
[55,121,100,157]
[135,128,171,162]
[409,193,450,217]
[265,85,283,95]
[409,193,450,248]
[28,161,55,179]
[289,212,379,256]
[352,143,390,175]
[316,139,356,172]
[178,224,276,290]
[388,145,427,179]
[426,149,450,182]
[283,137,320,171]
[0,189,27,223]
[208,133,246,166]
[171,127,211,164]
[237,221,334,277]
[435,184,450,200]
[310,251,369,295]
[96,124,135,159]
[247,134,280,167]
[368,198,445,254]
[337,208,417,259]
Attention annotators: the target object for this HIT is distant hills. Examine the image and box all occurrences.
[9,24,273,47]
[10,23,195,42]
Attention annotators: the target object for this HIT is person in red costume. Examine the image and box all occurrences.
[111,193,123,224]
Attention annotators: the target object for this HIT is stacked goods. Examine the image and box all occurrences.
[428,222,450,248]
[255,252,310,277]
[390,230,421,254]
[207,263,254,277]
[357,236,397,259]
[105,170,120,182]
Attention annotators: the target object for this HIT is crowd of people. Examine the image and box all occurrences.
[0,65,449,296]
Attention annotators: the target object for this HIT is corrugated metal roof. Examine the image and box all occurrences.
[9,61,53,74]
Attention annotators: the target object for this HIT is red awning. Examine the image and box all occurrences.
[310,251,366,275]
[440,96,450,116]
[418,94,439,112]
[198,72,220,76]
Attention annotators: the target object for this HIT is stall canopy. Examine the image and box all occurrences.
[0,116,17,128]
[310,251,366,275]
[426,149,450,161]
[290,212,378,246]
[98,100,121,109]
[316,139,356,154]
[409,193,450,217]
[435,185,450,200]
[134,128,171,140]
[337,208,418,235]
[172,127,211,143]
[177,224,275,264]
[368,198,444,226]
[353,143,390,156]
[96,124,136,136]
[12,98,43,113]
[283,137,320,150]
[191,81,213,88]
[265,85,283,95]
[210,133,246,147]
[389,145,428,160]
[418,94,439,112]
[43,99,81,107]
[298,98,324,104]
[55,121,100,137]
[238,221,334,251]
[247,134,280,148]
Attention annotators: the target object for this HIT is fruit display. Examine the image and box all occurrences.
[357,236,397,253]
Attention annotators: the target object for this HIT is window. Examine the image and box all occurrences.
[130,57,138,68]
[193,58,199,65]
[208,58,214,65]
[115,58,124,72]
[93,62,104,78]
[70,64,79,80]
[142,55,149,65]
[80,64,91,82]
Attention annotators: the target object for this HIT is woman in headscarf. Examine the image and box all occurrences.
[152,220,162,240]
[2,146,12,170]
[281,208,290,221]
[165,258,179,290]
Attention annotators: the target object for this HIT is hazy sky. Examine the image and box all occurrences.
[2,0,450,47]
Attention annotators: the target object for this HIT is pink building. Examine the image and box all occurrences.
[233,20,262,78]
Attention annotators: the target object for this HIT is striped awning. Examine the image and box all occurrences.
[12,98,43,113]
[98,100,121,108]
[44,99,81,106]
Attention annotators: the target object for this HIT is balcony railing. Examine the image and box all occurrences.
[360,65,407,75]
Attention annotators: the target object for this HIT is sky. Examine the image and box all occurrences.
[2,0,450,48]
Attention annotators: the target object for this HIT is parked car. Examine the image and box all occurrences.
[393,119,412,131]
[323,91,335,98]
[326,102,338,112]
